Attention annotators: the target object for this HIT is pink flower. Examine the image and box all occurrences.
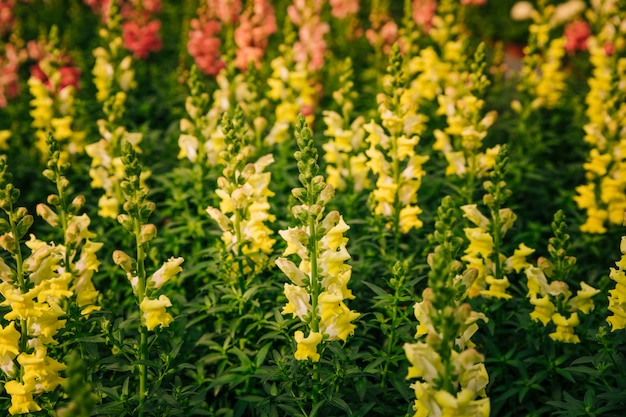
[83,0,109,16]
[0,43,23,108]
[187,18,225,76]
[30,61,81,93]
[234,0,277,71]
[329,0,359,19]
[564,20,591,54]
[122,19,162,59]
[412,0,437,33]
[0,0,16,36]
[288,0,329,72]
[604,42,615,56]
[366,14,399,55]
[461,0,486,5]
[206,0,242,25]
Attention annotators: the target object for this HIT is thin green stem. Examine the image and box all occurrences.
[133,210,148,414]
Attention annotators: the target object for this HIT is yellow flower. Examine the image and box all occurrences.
[568,281,600,314]
[18,346,67,393]
[278,227,309,258]
[275,258,308,286]
[139,295,174,331]
[149,257,184,289]
[404,342,443,381]
[529,295,555,326]
[480,276,512,300]
[178,134,199,162]
[293,330,322,362]
[399,205,424,233]
[0,321,20,361]
[4,380,42,415]
[318,300,359,341]
[282,284,311,320]
[0,130,10,150]
[28,302,66,345]
[464,228,494,258]
[97,195,119,219]
[507,243,535,273]
[549,313,580,343]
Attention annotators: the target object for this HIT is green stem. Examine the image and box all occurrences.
[308,196,321,406]
[380,276,402,387]
[133,212,148,414]
[492,205,502,281]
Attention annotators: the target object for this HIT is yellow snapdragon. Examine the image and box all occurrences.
[206,111,276,273]
[86,3,144,219]
[276,115,359,362]
[608,235,626,330]
[404,196,490,417]
[366,45,429,241]
[574,8,626,233]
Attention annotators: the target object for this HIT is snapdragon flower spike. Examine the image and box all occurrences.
[461,146,532,300]
[276,114,359,362]
[322,58,369,192]
[404,196,490,417]
[608,215,626,330]
[266,21,317,145]
[525,210,600,342]
[37,133,102,316]
[28,27,85,161]
[0,157,70,415]
[432,43,500,191]
[514,2,567,114]
[573,8,626,234]
[86,0,144,219]
[365,44,429,239]
[206,109,276,270]
[114,140,182,331]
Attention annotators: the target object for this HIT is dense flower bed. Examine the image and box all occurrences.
[0,0,625,416]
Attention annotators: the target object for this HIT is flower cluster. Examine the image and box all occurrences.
[120,0,162,59]
[266,27,317,145]
[321,58,368,192]
[1,40,26,109]
[187,0,242,76]
[365,45,429,237]
[608,219,626,330]
[85,2,144,219]
[404,196,490,417]
[525,211,599,343]
[366,1,399,56]
[0,157,70,415]
[329,0,359,19]
[37,134,102,316]
[112,140,183,412]
[461,147,533,299]
[206,109,276,271]
[27,30,84,160]
[288,0,329,73]
[276,114,359,362]
[432,43,500,192]
[513,2,567,115]
[233,0,277,72]
[113,141,183,331]
[574,6,626,233]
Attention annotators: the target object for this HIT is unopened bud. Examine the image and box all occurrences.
[112,250,135,273]
[140,224,157,244]
[37,204,59,227]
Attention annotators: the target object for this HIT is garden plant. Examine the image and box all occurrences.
[1,0,626,416]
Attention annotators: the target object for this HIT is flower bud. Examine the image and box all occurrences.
[70,195,86,213]
[112,250,135,273]
[140,224,157,244]
[36,203,59,227]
